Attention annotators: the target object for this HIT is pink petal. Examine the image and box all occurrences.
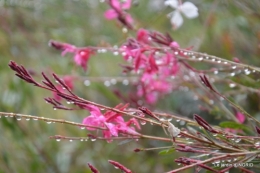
[236,112,245,123]
[122,0,132,10]
[110,0,121,11]
[125,13,134,24]
[105,122,118,136]
[104,9,118,20]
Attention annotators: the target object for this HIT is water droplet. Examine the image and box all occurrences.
[230,72,236,76]
[55,80,59,83]
[113,51,119,56]
[217,60,221,63]
[85,138,88,141]
[176,119,180,122]
[209,100,214,105]
[25,118,30,121]
[56,139,61,142]
[69,139,73,142]
[140,121,146,125]
[213,134,217,137]
[122,27,128,33]
[215,160,220,164]
[229,83,236,88]
[46,121,52,124]
[80,126,85,130]
[104,81,111,87]
[167,118,173,121]
[232,66,236,69]
[91,138,96,142]
[179,120,185,126]
[114,166,119,169]
[16,116,22,121]
[150,122,154,125]
[67,101,71,104]
[235,138,241,143]
[160,118,165,121]
[245,70,251,75]
[122,79,129,85]
[224,62,228,64]
[80,139,84,142]
[214,71,218,74]
[33,118,38,121]
[198,57,203,61]
[211,59,215,62]
[254,142,260,147]
[53,108,57,111]
[101,49,107,53]
[84,80,91,86]
[135,138,139,141]
[5,115,8,117]
[177,163,181,166]
[111,79,117,85]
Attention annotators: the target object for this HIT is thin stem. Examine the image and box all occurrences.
[0,112,106,130]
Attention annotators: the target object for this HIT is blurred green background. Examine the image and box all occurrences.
[1,0,260,172]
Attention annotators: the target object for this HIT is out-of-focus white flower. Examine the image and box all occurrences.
[165,0,198,29]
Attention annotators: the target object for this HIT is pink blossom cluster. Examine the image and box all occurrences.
[104,0,133,29]
[82,103,140,141]
[120,29,180,104]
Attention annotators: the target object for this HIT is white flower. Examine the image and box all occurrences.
[165,0,199,29]
[167,122,180,137]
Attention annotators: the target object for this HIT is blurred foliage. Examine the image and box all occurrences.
[1,0,260,172]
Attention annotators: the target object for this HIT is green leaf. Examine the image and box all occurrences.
[219,121,250,131]
[158,148,175,155]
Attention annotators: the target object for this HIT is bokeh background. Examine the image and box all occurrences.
[1,0,260,172]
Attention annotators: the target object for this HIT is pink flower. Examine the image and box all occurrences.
[49,40,95,71]
[73,49,94,71]
[137,28,150,44]
[104,0,133,28]
[82,104,140,140]
[236,111,245,123]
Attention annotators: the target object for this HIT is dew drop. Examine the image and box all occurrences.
[150,122,154,125]
[114,166,119,169]
[229,83,236,88]
[140,121,146,125]
[33,118,38,121]
[230,72,236,76]
[215,160,220,164]
[167,118,173,121]
[198,57,203,61]
[80,139,84,142]
[111,79,117,85]
[69,139,73,142]
[5,115,8,117]
[104,81,111,87]
[177,163,181,166]
[16,116,22,121]
[85,138,88,141]
[122,27,128,33]
[56,139,61,142]
[122,79,129,85]
[174,51,178,55]
[135,138,139,142]
[25,118,30,121]
[67,101,71,104]
[209,100,214,105]
[46,121,52,124]
[179,120,186,126]
[232,66,236,69]
[213,134,217,137]
[91,138,97,142]
[217,60,221,63]
[113,51,119,56]
[80,126,85,130]
[211,59,215,62]
[214,71,218,74]
[254,142,260,147]
[176,119,180,122]
[53,108,57,111]
[235,138,241,143]
[224,62,228,64]
[245,70,251,75]
[84,80,91,86]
